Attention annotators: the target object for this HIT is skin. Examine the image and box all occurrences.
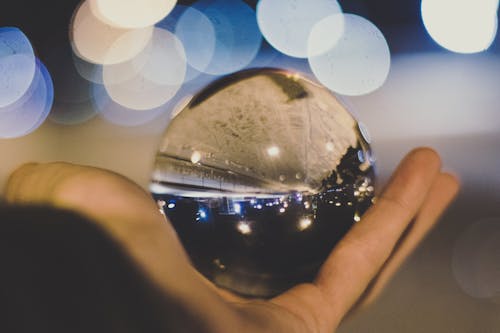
[3,147,459,333]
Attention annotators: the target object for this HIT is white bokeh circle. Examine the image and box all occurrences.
[103,28,186,110]
[421,0,498,54]
[71,1,154,65]
[257,0,342,58]
[308,14,391,96]
[89,0,177,29]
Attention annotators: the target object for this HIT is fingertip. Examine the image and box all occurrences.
[441,171,460,186]
[382,147,442,203]
[407,147,442,170]
[437,172,461,198]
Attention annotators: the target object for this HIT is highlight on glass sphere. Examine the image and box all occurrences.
[150,68,376,298]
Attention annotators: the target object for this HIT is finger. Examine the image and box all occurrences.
[358,172,460,308]
[269,147,443,332]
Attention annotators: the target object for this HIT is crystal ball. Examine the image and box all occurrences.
[150,68,375,297]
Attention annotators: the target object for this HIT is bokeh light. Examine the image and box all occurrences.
[72,53,104,84]
[452,218,500,301]
[0,27,36,108]
[89,0,177,29]
[156,5,215,83]
[75,40,157,86]
[421,0,499,54]
[192,0,262,75]
[307,13,345,58]
[308,14,391,96]
[71,1,153,65]
[174,6,216,74]
[0,59,53,138]
[256,0,342,58]
[103,28,186,110]
[92,83,166,126]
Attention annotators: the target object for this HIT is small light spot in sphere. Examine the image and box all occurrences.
[191,151,202,164]
[354,212,361,222]
[298,217,313,231]
[213,258,226,270]
[237,221,252,235]
[267,146,280,157]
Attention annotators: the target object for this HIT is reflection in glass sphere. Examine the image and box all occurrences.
[150,68,375,297]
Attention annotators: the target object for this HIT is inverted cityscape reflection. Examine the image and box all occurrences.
[150,68,375,297]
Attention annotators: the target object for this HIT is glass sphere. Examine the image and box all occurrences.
[150,68,375,298]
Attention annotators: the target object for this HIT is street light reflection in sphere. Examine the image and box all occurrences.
[256,0,343,58]
[308,14,391,96]
[71,1,154,65]
[192,0,262,75]
[421,0,499,54]
[151,68,375,297]
[103,28,186,110]
[0,60,53,138]
[0,27,36,108]
[89,0,177,29]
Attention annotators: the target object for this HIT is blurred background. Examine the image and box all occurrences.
[1,0,499,331]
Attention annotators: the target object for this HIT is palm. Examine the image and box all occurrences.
[4,148,458,333]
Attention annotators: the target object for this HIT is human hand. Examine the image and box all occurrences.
[4,147,459,333]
